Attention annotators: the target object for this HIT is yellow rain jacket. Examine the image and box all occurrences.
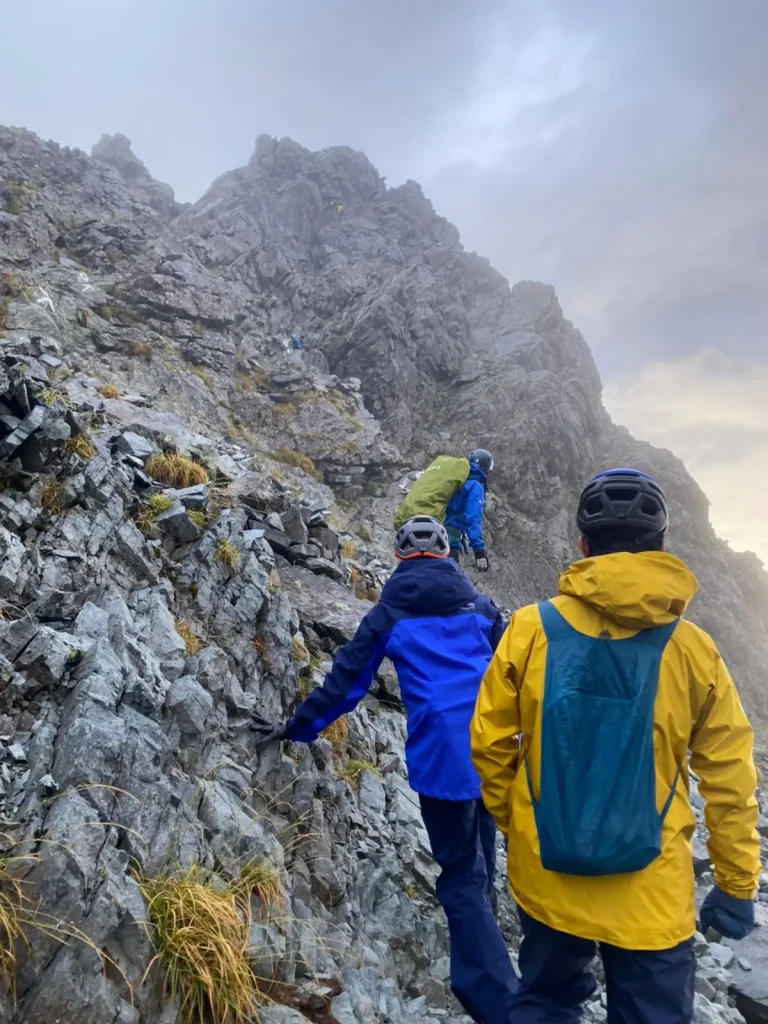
[471,551,760,950]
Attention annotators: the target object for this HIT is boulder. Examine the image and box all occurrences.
[0,405,45,456]
[166,676,214,736]
[281,505,309,545]
[155,501,202,544]
[115,431,158,461]
[162,483,209,509]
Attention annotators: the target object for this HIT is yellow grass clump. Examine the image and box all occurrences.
[340,759,380,788]
[215,539,241,570]
[237,861,285,918]
[145,454,209,488]
[271,448,321,481]
[126,340,153,360]
[136,493,174,535]
[140,866,258,1024]
[64,434,96,459]
[97,384,121,399]
[322,716,348,754]
[176,620,203,657]
[41,479,61,515]
[38,388,66,408]
[0,855,29,999]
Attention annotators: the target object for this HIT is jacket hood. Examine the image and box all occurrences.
[558,551,698,629]
[383,558,478,615]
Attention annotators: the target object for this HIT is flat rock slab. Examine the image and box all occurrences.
[724,919,768,1022]
[115,430,158,461]
[100,400,211,453]
[280,565,374,644]
[162,483,208,509]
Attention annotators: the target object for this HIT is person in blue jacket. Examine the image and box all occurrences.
[445,449,492,572]
[250,515,518,1024]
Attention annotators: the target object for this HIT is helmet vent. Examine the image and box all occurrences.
[605,486,637,503]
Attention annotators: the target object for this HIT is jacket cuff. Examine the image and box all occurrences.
[713,875,758,901]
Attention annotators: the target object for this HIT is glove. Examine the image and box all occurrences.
[699,886,755,940]
[249,714,286,746]
[475,551,489,573]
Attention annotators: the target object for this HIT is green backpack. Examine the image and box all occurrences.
[393,456,470,530]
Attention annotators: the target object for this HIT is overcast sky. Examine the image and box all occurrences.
[1,0,765,562]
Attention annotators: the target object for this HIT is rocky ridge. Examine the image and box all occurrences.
[0,125,766,1023]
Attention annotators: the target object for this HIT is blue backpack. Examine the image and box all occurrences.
[525,601,681,877]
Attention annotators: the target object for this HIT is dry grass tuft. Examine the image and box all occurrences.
[64,434,96,460]
[291,635,309,665]
[126,339,153,360]
[140,866,259,1024]
[322,716,348,754]
[340,540,357,560]
[267,569,281,593]
[190,366,212,388]
[0,854,31,998]
[297,675,313,700]
[215,539,240,570]
[0,832,130,1004]
[235,368,269,393]
[340,759,380,788]
[187,509,209,529]
[271,448,321,481]
[176,620,203,657]
[0,272,23,297]
[136,493,174,535]
[237,861,284,919]
[38,388,66,408]
[97,384,121,399]
[146,454,209,488]
[41,479,61,515]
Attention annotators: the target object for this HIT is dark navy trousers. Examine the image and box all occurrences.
[512,909,695,1023]
[419,795,518,1024]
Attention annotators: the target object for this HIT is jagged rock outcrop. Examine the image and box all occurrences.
[91,133,181,219]
[169,133,768,729]
[1,123,767,1023]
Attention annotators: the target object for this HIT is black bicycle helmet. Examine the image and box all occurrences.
[577,468,668,538]
[394,516,450,560]
[469,449,494,474]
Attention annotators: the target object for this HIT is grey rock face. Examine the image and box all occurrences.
[155,500,202,543]
[114,430,158,461]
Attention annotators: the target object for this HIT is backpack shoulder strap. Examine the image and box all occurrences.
[641,617,680,649]
[537,600,574,641]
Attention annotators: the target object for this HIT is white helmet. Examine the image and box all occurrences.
[394,516,450,560]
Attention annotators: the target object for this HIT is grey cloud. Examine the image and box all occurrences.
[0,0,500,201]
[427,0,768,367]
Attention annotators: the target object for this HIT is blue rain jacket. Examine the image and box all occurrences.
[445,464,486,552]
[285,557,504,800]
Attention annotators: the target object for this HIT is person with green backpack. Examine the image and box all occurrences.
[394,449,493,572]
[470,468,760,1024]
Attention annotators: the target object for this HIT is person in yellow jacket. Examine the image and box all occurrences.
[470,467,760,1024]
